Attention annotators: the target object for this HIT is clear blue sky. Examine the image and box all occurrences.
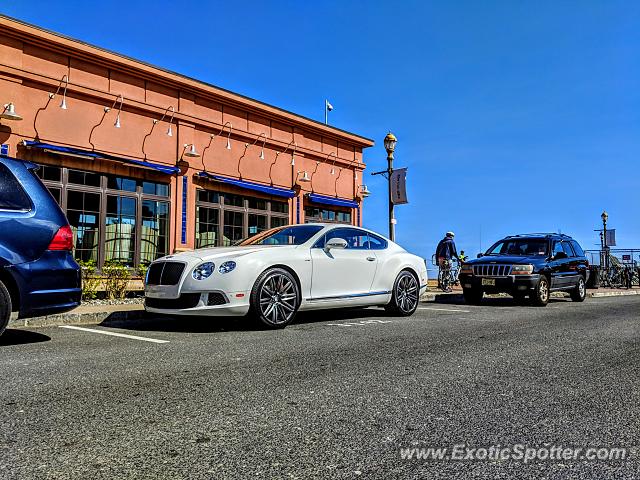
[4,1,639,263]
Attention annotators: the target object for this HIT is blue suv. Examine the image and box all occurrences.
[459,233,589,306]
[0,156,81,335]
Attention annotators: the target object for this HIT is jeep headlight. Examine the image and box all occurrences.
[512,264,534,275]
[460,264,474,275]
[218,261,237,274]
[192,262,215,280]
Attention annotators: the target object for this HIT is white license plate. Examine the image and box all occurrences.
[481,278,496,286]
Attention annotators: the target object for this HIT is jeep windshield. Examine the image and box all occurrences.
[486,239,549,256]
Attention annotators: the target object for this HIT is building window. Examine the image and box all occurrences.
[304,205,352,224]
[195,188,290,247]
[36,164,170,269]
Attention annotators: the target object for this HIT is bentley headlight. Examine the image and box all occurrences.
[219,261,236,274]
[512,264,534,275]
[192,262,215,280]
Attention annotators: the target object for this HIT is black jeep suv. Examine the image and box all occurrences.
[458,234,589,306]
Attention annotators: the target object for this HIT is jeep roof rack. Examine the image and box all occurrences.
[503,233,572,239]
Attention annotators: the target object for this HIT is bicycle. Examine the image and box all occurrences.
[437,258,460,292]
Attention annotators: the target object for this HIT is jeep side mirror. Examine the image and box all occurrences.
[477,253,483,258]
[554,251,568,260]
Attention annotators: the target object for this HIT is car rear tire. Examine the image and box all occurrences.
[463,288,483,305]
[385,271,419,316]
[250,268,300,329]
[531,276,550,307]
[570,275,587,302]
[0,280,12,336]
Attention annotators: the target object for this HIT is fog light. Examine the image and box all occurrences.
[517,285,528,291]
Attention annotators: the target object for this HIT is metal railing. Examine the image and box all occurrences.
[584,249,640,288]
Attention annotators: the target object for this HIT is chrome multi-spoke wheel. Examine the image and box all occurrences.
[386,271,419,316]
[571,276,587,302]
[251,268,299,328]
[532,276,550,306]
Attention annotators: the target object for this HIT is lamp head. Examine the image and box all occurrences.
[601,211,608,223]
[1,103,23,121]
[184,143,200,158]
[298,171,310,183]
[383,131,397,154]
[360,184,371,198]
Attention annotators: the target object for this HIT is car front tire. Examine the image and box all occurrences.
[570,275,587,302]
[385,270,420,316]
[250,268,300,329]
[0,280,12,336]
[531,275,550,307]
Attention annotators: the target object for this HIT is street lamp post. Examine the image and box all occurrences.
[601,210,609,271]
[383,132,397,242]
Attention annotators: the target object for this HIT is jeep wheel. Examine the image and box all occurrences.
[0,280,12,336]
[463,288,483,305]
[531,276,550,307]
[570,275,587,302]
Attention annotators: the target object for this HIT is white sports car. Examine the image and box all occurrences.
[144,223,427,328]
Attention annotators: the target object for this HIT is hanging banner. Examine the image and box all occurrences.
[605,229,616,247]
[390,167,408,205]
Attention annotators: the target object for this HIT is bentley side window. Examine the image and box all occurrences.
[367,233,388,250]
[323,228,369,250]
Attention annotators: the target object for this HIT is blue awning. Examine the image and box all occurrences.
[307,193,359,209]
[197,172,296,198]
[21,141,180,175]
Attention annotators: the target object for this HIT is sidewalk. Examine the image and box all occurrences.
[7,287,639,330]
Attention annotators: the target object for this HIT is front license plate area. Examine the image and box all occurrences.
[481,278,496,287]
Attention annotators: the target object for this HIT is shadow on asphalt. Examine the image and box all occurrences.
[428,294,573,307]
[100,307,393,333]
[0,329,51,346]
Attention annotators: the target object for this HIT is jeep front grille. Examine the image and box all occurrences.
[473,264,512,276]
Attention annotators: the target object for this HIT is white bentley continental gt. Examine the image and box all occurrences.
[144,224,427,328]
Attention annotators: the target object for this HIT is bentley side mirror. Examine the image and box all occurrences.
[325,238,348,251]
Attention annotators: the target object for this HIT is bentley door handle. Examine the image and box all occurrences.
[366,257,376,261]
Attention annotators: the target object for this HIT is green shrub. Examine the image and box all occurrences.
[102,261,131,299]
[77,259,101,301]
[136,263,149,281]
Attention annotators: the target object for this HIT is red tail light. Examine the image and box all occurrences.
[48,225,74,251]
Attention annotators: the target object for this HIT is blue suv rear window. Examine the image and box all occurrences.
[0,164,31,211]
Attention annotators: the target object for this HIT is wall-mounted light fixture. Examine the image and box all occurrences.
[327,151,337,175]
[141,105,176,160]
[309,161,321,192]
[110,94,124,128]
[247,132,267,159]
[295,171,311,184]
[358,184,371,198]
[0,103,22,121]
[182,143,200,158]
[48,75,69,110]
[268,139,297,186]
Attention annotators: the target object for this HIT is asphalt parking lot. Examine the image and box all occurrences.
[1,296,639,479]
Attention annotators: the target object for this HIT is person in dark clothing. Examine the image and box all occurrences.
[436,232,459,292]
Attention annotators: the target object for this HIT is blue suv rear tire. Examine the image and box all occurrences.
[0,280,11,336]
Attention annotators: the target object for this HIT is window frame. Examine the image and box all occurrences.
[36,164,170,270]
[195,188,290,248]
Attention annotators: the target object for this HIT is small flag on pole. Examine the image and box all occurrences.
[324,99,333,124]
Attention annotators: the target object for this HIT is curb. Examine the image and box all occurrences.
[8,308,146,329]
[6,289,638,330]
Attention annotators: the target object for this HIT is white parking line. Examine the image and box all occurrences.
[418,307,471,313]
[326,319,393,327]
[59,325,169,344]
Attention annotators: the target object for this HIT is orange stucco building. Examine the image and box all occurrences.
[0,15,373,270]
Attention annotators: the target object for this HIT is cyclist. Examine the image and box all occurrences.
[436,231,460,292]
[458,250,468,263]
